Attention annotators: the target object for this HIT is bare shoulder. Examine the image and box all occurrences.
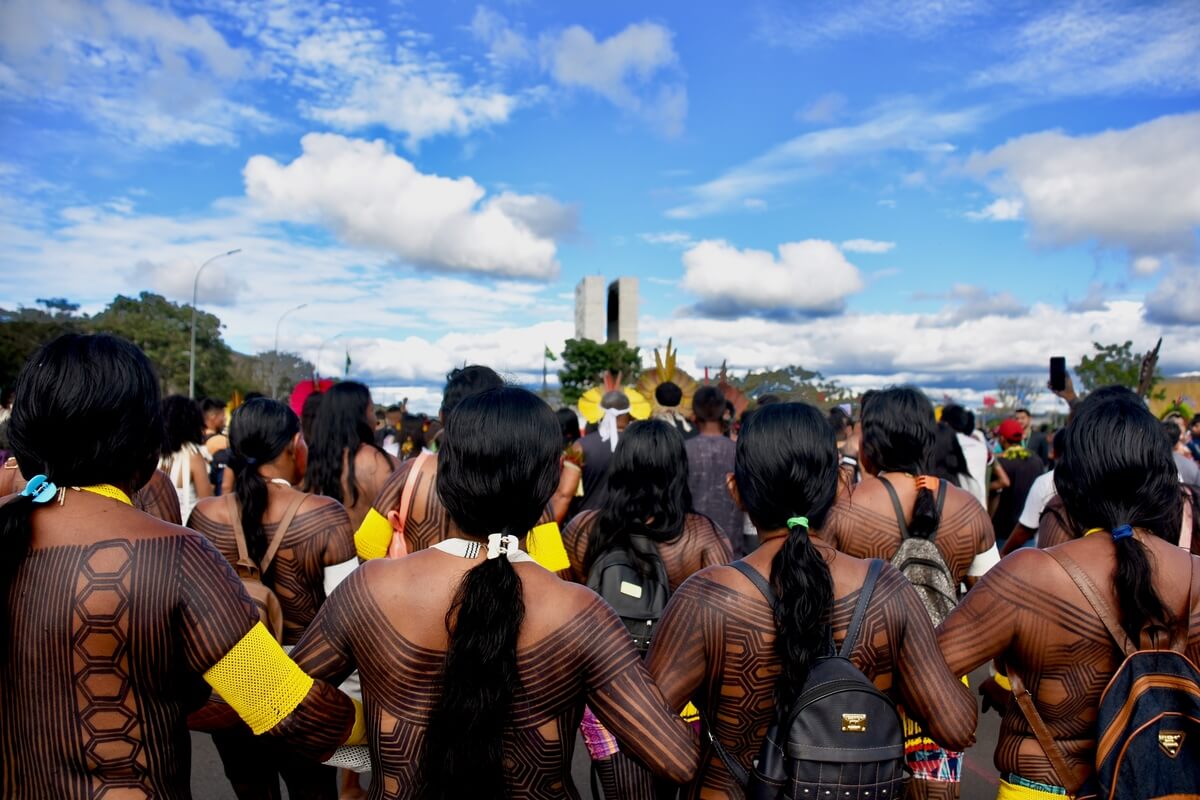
[296,491,347,518]
[189,494,229,525]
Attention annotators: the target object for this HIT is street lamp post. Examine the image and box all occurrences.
[271,303,308,399]
[188,248,242,398]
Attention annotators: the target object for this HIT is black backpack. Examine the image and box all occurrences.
[711,559,908,800]
[1012,548,1199,800]
[586,534,670,652]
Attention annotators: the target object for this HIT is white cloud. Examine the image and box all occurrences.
[0,0,265,147]
[681,239,865,317]
[469,6,532,66]
[132,258,243,306]
[798,92,848,124]
[966,197,1023,222]
[921,284,1029,327]
[541,21,686,136]
[243,133,568,279]
[966,112,1200,261]
[668,99,986,218]
[1133,256,1163,276]
[841,238,896,254]
[756,0,988,49]
[640,231,696,248]
[972,2,1200,98]
[1144,267,1200,325]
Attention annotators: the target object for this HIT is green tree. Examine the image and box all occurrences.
[0,305,85,391]
[1075,340,1164,398]
[91,292,233,397]
[229,351,317,400]
[730,365,852,408]
[557,338,642,405]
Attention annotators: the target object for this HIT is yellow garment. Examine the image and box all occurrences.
[997,778,1071,800]
[346,698,367,745]
[355,507,393,561]
[681,701,699,723]
[78,484,132,505]
[527,522,571,572]
[994,671,1012,691]
[204,622,314,735]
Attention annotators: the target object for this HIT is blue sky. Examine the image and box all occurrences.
[1,0,1198,410]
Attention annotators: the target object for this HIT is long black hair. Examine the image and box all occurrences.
[1,334,163,639]
[861,387,940,538]
[304,381,383,506]
[1054,386,1180,643]
[929,422,968,483]
[423,387,560,799]
[229,398,300,566]
[735,402,839,701]
[584,418,692,575]
[556,407,581,449]
[162,394,205,454]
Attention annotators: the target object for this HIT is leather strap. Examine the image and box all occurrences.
[389,451,433,559]
[840,559,883,658]
[1009,669,1083,794]
[225,491,306,576]
[1045,549,1136,657]
[877,475,910,539]
[730,560,776,607]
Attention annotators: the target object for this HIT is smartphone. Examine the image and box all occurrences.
[1049,356,1067,392]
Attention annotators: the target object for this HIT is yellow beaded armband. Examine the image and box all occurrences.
[355,507,393,561]
[527,522,570,572]
[203,622,314,735]
[346,698,367,745]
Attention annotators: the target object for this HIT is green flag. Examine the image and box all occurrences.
[344,349,351,376]
[544,345,557,361]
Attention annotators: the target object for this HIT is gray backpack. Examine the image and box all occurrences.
[879,476,957,625]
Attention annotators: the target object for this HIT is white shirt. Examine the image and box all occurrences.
[957,432,989,509]
[1018,469,1057,530]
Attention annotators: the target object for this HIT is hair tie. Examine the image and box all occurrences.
[244,456,258,466]
[1111,524,1134,541]
[786,516,809,531]
[486,533,520,560]
[20,474,59,505]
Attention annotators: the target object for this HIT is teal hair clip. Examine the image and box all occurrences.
[786,516,809,531]
[20,474,59,505]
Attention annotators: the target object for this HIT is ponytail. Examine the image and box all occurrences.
[1113,532,1174,644]
[771,518,834,702]
[232,456,270,565]
[909,480,941,539]
[0,495,37,646]
[423,555,525,799]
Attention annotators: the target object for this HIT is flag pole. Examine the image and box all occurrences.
[542,345,548,398]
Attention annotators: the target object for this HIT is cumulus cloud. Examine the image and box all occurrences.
[920,284,1029,327]
[243,133,568,279]
[469,6,532,66]
[841,238,895,254]
[966,198,1022,222]
[1144,267,1200,325]
[669,99,986,218]
[965,112,1200,262]
[541,21,686,136]
[132,258,243,306]
[681,239,864,318]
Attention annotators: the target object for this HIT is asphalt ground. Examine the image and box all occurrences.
[190,665,1003,799]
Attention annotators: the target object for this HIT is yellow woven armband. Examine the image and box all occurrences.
[345,698,367,745]
[527,521,570,572]
[203,622,314,735]
[993,672,1011,691]
[355,507,393,561]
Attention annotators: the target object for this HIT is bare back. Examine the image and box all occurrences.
[645,539,977,799]
[1,494,261,799]
[289,547,699,798]
[342,444,397,529]
[818,475,996,584]
[188,488,355,645]
[937,533,1200,787]
[562,510,733,590]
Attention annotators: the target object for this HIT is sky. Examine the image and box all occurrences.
[1,0,1198,412]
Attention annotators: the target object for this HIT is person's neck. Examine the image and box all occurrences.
[697,421,724,435]
[258,464,293,485]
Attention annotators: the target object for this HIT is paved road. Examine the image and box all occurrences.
[191,668,1002,799]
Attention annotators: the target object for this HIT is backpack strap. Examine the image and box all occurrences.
[1008,670,1084,795]
[1045,549,1136,657]
[261,493,306,575]
[225,493,258,579]
[877,475,910,539]
[389,450,433,558]
[840,559,884,658]
[730,560,776,607]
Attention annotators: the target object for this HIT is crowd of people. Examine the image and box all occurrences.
[1,332,1198,800]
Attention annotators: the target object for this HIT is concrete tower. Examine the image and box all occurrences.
[575,275,638,347]
[607,277,638,347]
[575,276,605,342]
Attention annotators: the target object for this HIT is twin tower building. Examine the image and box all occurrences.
[574,276,638,347]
